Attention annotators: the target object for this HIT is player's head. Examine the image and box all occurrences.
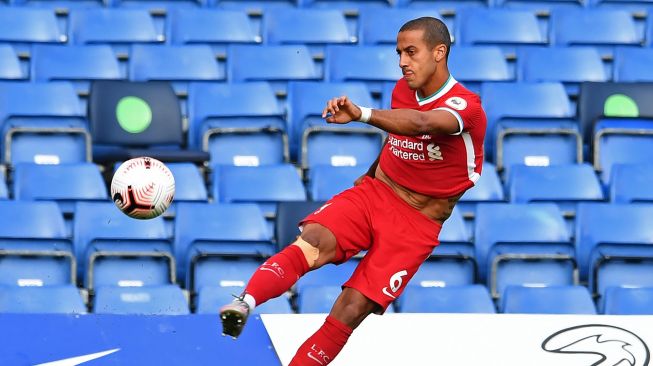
[397,17,451,90]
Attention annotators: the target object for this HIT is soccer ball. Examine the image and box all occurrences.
[111,157,175,219]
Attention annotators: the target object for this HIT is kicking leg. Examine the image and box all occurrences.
[288,287,379,365]
[220,223,337,338]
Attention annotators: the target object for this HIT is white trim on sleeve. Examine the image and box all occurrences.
[434,107,464,135]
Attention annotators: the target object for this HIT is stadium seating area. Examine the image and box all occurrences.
[0,1,652,316]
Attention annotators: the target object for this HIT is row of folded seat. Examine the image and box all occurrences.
[0,194,651,305]
[2,8,653,48]
[2,161,652,219]
[2,283,652,315]
[2,0,653,16]
[1,80,651,178]
[3,43,653,95]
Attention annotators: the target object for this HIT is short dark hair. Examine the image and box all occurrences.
[399,17,451,60]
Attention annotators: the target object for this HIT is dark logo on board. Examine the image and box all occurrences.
[542,324,650,366]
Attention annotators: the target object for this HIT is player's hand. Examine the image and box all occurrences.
[321,96,361,124]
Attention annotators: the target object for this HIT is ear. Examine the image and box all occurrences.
[434,44,447,62]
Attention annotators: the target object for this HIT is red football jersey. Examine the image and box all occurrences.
[378,76,487,198]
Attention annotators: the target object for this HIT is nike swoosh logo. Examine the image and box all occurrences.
[314,203,332,215]
[306,352,325,365]
[382,287,396,299]
[259,267,282,278]
[34,348,120,366]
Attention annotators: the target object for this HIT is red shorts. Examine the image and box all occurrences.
[300,176,442,313]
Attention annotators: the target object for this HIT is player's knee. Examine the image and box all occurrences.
[292,237,320,269]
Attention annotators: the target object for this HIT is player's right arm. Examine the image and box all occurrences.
[322,96,460,136]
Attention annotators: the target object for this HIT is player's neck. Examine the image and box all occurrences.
[417,70,451,101]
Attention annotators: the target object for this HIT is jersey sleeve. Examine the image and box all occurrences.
[434,94,484,135]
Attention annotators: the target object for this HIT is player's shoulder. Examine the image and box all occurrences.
[440,81,482,111]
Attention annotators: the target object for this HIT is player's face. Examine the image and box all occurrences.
[396,29,440,90]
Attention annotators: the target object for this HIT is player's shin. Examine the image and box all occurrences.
[244,244,310,309]
[288,315,353,366]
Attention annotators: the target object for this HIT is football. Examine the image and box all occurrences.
[111,157,175,219]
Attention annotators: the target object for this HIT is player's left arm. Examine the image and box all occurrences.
[322,95,460,136]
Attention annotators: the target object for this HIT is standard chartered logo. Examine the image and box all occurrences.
[388,136,443,162]
[427,143,443,161]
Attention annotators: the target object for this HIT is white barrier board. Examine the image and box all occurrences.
[262,313,653,366]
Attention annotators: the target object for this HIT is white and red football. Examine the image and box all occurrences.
[111,157,175,219]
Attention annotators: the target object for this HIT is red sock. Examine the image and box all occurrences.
[244,244,309,306]
[289,315,353,366]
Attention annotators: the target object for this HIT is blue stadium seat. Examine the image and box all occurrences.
[13,163,107,214]
[307,165,367,201]
[0,82,90,165]
[195,285,292,314]
[475,203,573,298]
[174,202,274,289]
[213,0,298,15]
[13,162,107,235]
[69,9,161,62]
[518,47,606,97]
[413,207,475,288]
[589,0,653,17]
[295,261,358,294]
[613,48,653,82]
[111,0,205,11]
[263,10,354,58]
[399,285,496,313]
[160,162,207,234]
[449,47,512,95]
[167,163,207,205]
[212,164,307,228]
[167,9,260,60]
[326,45,402,98]
[550,9,640,58]
[0,8,64,56]
[89,80,208,164]
[0,167,7,200]
[227,45,320,96]
[187,82,288,165]
[93,285,189,315]
[297,285,342,313]
[576,203,653,297]
[0,45,24,80]
[593,118,653,184]
[648,15,653,46]
[358,9,446,45]
[303,0,393,11]
[31,45,123,104]
[0,285,86,314]
[508,164,604,231]
[129,45,223,97]
[500,285,597,314]
[603,287,653,315]
[395,0,488,14]
[610,164,653,203]
[275,201,326,249]
[481,81,579,168]
[0,201,73,287]
[73,202,173,291]
[11,0,104,9]
[456,9,545,55]
[287,81,383,166]
[458,162,505,224]
[495,0,583,13]
[191,256,259,293]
